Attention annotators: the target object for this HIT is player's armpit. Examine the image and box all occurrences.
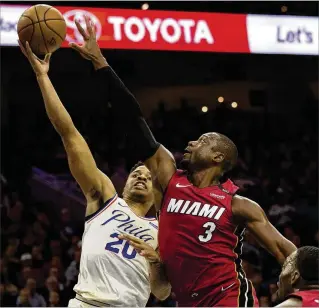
[275,297,302,307]
[232,195,297,265]
[62,131,116,215]
[145,145,176,193]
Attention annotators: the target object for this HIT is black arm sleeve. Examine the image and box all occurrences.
[95,66,160,161]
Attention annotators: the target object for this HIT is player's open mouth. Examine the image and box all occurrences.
[134,182,146,189]
[183,148,191,158]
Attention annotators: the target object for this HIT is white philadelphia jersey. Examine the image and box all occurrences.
[73,194,158,307]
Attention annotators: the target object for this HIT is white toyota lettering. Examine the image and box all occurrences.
[107,16,214,44]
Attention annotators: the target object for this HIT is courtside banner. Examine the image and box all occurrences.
[1,4,318,55]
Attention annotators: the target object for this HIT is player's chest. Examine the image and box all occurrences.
[85,207,158,250]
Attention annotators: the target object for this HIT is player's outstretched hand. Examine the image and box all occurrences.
[69,15,108,70]
[118,234,161,264]
[19,40,51,76]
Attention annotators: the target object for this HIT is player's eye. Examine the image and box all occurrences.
[132,174,137,178]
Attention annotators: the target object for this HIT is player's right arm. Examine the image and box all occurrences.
[232,195,297,265]
[19,41,116,217]
[70,16,176,210]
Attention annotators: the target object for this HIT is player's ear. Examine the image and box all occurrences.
[211,151,225,163]
[290,270,300,288]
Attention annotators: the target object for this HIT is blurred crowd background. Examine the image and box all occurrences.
[1,1,318,307]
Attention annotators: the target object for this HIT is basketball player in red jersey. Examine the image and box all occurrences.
[71,17,297,307]
[276,246,319,307]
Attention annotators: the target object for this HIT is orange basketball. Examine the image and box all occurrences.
[17,4,66,55]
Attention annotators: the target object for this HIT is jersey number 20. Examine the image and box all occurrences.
[105,233,137,259]
[198,222,216,242]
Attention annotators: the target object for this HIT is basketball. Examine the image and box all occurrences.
[17,4,66,55]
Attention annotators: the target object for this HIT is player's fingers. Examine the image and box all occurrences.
[25,41,33,58]
[75,20,89,40]
[126,240,145,251]
[69,43,90,59]
[25,41,38,63]
[69,42,83,52]
[18,40,28,58]
[90,20,96,39]
[118,234,142,244]
[140,250,158,261]
[85,15,93,37]
[44,53,52,63]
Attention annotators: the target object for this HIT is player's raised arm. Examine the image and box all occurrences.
[69,17,176,207]
[232,195,297,265]
[19,41,116,217]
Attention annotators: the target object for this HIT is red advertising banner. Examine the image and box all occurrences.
[56,6,250,53]
[2,4,317,55]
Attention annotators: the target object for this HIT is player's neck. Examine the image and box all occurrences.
[189,168,221,188]
[123,196,151,217]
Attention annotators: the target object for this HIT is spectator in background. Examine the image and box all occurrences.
[17,266,33,289]
[48,291,60,307]
[65,248,81,288]
[20,253,32,268]
[16,288,31,307]
[23,278,46,307]
[43,276,61,304]
[1,283,19,306]
[31,245,44,268]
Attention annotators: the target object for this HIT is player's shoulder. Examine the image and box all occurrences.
[231,194,263,221]
[232,194,260,207]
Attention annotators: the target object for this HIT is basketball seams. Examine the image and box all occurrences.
[43,6,52,18]
[18,19,65,34]
[44,7,65,41]
[18,15,34,34]
[34,5,49,54]
[43,20,66,41]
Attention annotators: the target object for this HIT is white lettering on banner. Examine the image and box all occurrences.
[107,16,214,44]
[144,18,161,42]
[247,14,319,55]
[178,19,195,43]
[107,16,125,40]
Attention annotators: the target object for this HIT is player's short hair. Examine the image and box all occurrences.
[217,133,238,173]
[296,246,319,284]
[129,161,145,174]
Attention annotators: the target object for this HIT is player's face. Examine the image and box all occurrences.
[125,165,153,198]
[277,251,300,300]
[182,133,224,170]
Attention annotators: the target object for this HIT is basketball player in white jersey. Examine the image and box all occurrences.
[19,41,171,307]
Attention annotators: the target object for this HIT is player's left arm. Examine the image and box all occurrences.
[232,195,297,265]
[118,234,171,300]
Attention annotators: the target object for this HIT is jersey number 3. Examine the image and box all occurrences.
[105,233,137,259]
[198,222,216,242]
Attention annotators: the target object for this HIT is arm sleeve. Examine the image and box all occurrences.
[95,66,160,161]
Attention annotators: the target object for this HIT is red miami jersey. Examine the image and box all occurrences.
[287,290,319,307]
[159,170,258,307]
